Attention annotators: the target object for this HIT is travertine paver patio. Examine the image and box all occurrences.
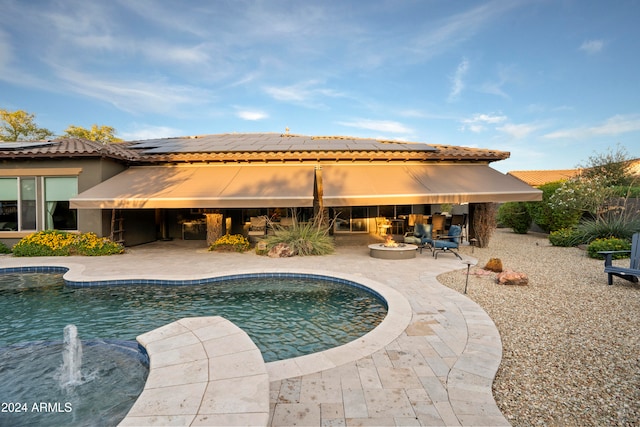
[0,240,508,426]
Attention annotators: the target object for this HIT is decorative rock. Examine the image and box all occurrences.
[484,257,504,272]
[268,242,294,258]
[496,270,529,286]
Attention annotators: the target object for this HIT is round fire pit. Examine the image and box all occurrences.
[368,243,418,260]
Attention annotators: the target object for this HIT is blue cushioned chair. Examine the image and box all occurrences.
[432,225,462,259]
[403,223,432,253]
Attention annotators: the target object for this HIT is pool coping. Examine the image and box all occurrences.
[118,316,270,427]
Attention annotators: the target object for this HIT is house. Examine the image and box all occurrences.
[1,133,542,246]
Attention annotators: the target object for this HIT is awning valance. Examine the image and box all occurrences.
[319,164,542,206]
[70,164,315,209]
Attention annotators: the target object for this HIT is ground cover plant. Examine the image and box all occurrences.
[0,241,11,254]
[208,233,250,252]
[12,230,124,256]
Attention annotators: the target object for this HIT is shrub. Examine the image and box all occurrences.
[12,230,124,257]
[208,233,250,252]
[587,237,631,260]
[573,215,640,244]
[0,241,11,254]
[73,232,125,256]
[497,202,532,234]
[263,216,335,256]
[549,227,581,247]
[526,181,582,233]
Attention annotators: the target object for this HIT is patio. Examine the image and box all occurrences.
[0,239,508,426]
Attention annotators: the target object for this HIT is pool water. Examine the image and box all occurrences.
[0,272,388,362]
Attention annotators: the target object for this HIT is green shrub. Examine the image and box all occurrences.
[587,237,631,259]
[0,241,11,254]
[263,217,335,256]
[73,232,125,256]
[208,234,251,252]
[526,181,582,232]
[497,202,532,234]
[573,216,640,244]
[549,227,581,247]
[12,230,124,257]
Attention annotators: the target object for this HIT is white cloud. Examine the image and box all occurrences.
[496,123,541,139]
[543,114,640,139]
[460,113,507,132]
[236,110,268,121]
[120,125,184,141]
[263,80,345,107]
[337,119,413,134]
[448,58,469,102]
[579,39,604,54]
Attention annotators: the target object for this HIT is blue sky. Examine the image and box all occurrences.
[1,0,639,173]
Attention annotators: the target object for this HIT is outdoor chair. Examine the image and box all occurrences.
[599,232,640,285]
[376,217,392,236]
[247,216,267,242]
[403,222,432,253]
[432,225,463,260]
[431,214,446,238]
[450,214,467,241]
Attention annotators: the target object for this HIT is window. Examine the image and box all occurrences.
[333,207,368,233]
[44,177,78,230]
[0,175,77,232]
[0,178,18,231]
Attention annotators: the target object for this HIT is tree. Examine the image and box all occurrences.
[578,144,635,187]
[0,109,54,141]
[63,124,122,143]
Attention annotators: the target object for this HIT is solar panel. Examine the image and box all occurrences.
[0,141,57,150]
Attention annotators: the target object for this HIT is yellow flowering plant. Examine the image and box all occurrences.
[12,230,124,257]
[208,233,250,253]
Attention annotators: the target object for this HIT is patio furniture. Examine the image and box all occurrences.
[248,216,267,242]
[599,232,640,285]
[431,214,447,237]
[450,214,467,241]
[432,225,463,260]
[404,222,432,253]
[376,217,392,236]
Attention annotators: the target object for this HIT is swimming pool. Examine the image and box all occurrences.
[0,270,388,426]
[0,271,388,361]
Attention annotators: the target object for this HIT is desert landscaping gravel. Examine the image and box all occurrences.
[437,228,639,426]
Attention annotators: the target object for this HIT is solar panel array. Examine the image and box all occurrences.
[128,133,436,154]
[0,141,57,150]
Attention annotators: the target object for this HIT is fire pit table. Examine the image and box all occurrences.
[368,243,418,260]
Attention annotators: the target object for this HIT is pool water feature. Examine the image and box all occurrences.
[0,271,388,425]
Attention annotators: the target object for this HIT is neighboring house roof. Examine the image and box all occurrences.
[507,169,582,186]
[0,133,510,164]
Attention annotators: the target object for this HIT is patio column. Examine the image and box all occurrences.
[205,212,223,245]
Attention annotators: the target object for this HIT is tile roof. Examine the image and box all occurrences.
[0,133,510,164]
[507,169,582,186]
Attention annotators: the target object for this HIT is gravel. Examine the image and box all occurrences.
[437,228,640,426]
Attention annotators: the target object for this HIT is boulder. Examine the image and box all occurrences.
[484,257,503,272]
[496,270,529,286]
[268,243,294,258]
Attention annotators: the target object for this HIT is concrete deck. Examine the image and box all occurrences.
[0,240,508,426]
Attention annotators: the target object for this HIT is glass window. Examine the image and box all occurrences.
[0,178,18,231]
[20,178,37,230]
[44,177,78,230]
[333,207,369,233]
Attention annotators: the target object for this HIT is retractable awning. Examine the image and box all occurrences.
[70,164,315,209]
[319,164,542,206]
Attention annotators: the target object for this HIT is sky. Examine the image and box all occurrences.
[1,0,639,173]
